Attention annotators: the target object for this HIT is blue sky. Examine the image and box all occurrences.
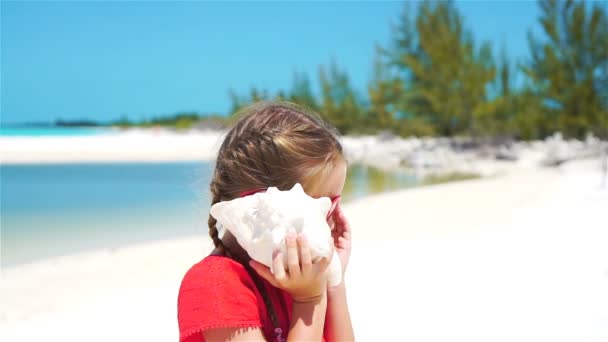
[1,1,541,124]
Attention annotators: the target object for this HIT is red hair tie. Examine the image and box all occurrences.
[239,188,266,197]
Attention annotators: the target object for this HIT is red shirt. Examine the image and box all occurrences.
[177,255,326,342]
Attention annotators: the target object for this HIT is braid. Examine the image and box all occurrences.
[233,253,281,333]
[208,179,280,336]
[208,191,231,257]
[231,130,290,187]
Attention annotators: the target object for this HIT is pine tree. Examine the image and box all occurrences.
[318,60,365,133]
[368,47,403,131]
[524,0,608,138]
[288,71,319,111]
[385,0,495,136]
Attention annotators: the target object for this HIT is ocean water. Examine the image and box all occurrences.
[1,162,211,267]
[0,162,419,268]
[0,127,109,136]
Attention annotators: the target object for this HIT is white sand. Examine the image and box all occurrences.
[0,129,225,164]
[1,154,607,341]
[346,159,608,341]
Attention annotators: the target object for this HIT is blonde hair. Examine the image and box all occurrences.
[207,101,343,335]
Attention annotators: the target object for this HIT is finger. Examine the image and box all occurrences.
[286,232,301,278]
[334,204,345,224]
[328,217,336,233]
[334,235,343,248]
[338,206,350,231]
[342,228,352,242]
[315,255,331,275]
[338,237,352,251]
[336,206,352,239]
[331,229,340,244]
[332,207,345,234]
[271,250,287,282]
[313,237,334,274]
[338,236,351,247]
[249,260,280,287]
[298,233,312,276]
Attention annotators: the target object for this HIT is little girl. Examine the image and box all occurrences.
[177,102,354,341]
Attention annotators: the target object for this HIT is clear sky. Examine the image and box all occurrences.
[1,0,541,124]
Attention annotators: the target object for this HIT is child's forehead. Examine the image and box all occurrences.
[308,161,347,198]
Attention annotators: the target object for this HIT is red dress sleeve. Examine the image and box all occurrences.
[177,256,265,342]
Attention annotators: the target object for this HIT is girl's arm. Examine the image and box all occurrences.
[252,232,330,341]
[324,205,355,341]
[288,295,328,341]
[324,283,354,341]
[203,232,332,341]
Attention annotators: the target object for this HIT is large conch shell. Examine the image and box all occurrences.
[210,183,342,286]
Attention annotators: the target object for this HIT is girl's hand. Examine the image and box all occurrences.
[250,232,331,303]
[331,204,352,277]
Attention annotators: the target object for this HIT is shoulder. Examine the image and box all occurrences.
[177,256,264,341]
[178,255,259,308]
[179,255,254,292]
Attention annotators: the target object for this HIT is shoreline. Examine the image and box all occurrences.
[0,130,225,164]
[2,130,605,170]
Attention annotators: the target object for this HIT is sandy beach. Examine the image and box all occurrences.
[1,133,607,341]
[0,129,226,164]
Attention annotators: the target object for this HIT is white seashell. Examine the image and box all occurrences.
[210,183,342,286]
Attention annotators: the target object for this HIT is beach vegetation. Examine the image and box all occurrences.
[228,0,607,140]
[62,0,606,140]
[523,0,608,139]
[108,112,230,130]
[422,172,480,186]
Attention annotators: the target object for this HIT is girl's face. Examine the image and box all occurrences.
[309,160,347,231]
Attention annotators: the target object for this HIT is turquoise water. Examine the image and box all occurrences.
[0,127,109,136]
[1,162,212,267]
[1,163,420,268]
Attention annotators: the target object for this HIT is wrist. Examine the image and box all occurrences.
[288,294,327,341]
[327,281,346,298]
[292,284,327,303]
[292,292,325,304]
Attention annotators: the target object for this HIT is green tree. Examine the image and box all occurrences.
[385,0,496,136]
[367,47,403,131]
[249,86,270,103]
[512,87,547,140]
[524,0,608,138]
[228,88,244,115]
[288,71,319,111]
[473,48,517,137]
[318,60,365,133]
[228,86,274,116]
